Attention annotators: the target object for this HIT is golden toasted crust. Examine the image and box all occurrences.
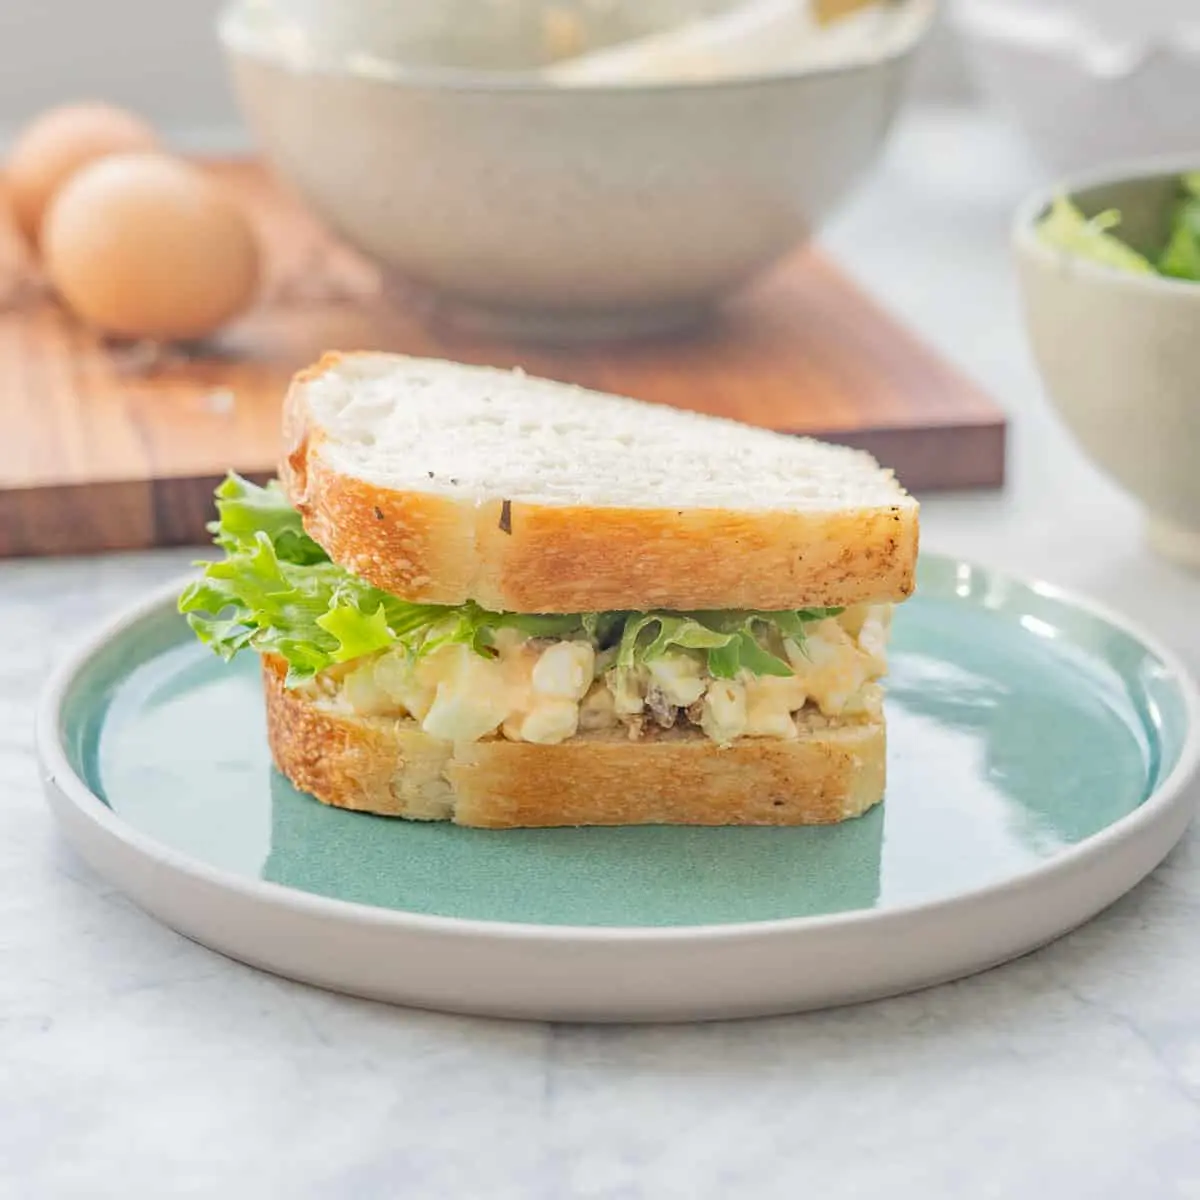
[262,654,887,829]
[280,352,919,613]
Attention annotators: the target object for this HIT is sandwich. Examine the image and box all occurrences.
[179,352,919,828]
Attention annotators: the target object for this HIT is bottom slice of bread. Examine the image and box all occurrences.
[262,655,886,828]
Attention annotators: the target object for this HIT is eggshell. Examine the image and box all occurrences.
[42,153,261,342]
[6,101,159,245]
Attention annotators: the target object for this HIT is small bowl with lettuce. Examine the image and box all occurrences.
[1014,165,1200,567]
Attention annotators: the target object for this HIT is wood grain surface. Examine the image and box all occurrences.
[0,159,1005,558]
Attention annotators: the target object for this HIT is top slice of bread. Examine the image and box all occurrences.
[281,352,920,613]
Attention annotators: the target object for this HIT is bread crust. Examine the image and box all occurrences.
[262,654,886,828]
[281,352,919,613]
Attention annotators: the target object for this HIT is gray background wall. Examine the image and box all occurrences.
[0,1,974,141]
[0,1,240,134]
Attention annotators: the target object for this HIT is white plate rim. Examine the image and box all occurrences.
[36,551,1200,950]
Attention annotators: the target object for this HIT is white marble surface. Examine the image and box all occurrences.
[5,107,1200,1198]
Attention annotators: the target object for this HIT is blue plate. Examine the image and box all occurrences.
[38,555,1200,1021]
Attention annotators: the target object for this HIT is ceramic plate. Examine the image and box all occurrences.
[38,555,1200,1022]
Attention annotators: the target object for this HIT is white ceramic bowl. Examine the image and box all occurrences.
[218,0,934,340]
[953,0,1200,175]
[1013,162,1200,567]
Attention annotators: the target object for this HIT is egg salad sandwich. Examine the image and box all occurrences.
[179,352,919,828]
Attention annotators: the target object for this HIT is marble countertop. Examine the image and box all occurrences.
[5,108,1200,1199]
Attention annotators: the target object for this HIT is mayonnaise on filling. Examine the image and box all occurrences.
[310,606,892,747]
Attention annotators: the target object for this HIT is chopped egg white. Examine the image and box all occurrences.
[786,617,879,717]
[646,653,706,707]
[531,641,595,699]
[700,679,747,746]
[837,604,869,638]
[512,699,580,745]
[857,610,890,674]
[418,645,511,742]
[374,651,435,719]
[741,674,807,739]
[743,696,799,740]
[340,659,393,716]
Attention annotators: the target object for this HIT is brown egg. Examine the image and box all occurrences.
[42,153,261,342]
[6,101,159,246]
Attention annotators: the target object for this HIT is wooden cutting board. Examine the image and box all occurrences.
[0,159,1005,558]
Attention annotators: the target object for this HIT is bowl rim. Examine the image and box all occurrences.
[217,0,936,95]
[1012,153,1200,301]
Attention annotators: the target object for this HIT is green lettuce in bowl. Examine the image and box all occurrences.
[1015,164,1200,570]
[1038,171,1200,282]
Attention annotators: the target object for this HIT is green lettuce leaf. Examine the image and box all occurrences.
[178,474,840,686]
[1158,179,1200,282]
[1036,195,1156,275]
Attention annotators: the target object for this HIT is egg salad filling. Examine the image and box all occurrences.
[180,475,892,747]
[305,604,890,746]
